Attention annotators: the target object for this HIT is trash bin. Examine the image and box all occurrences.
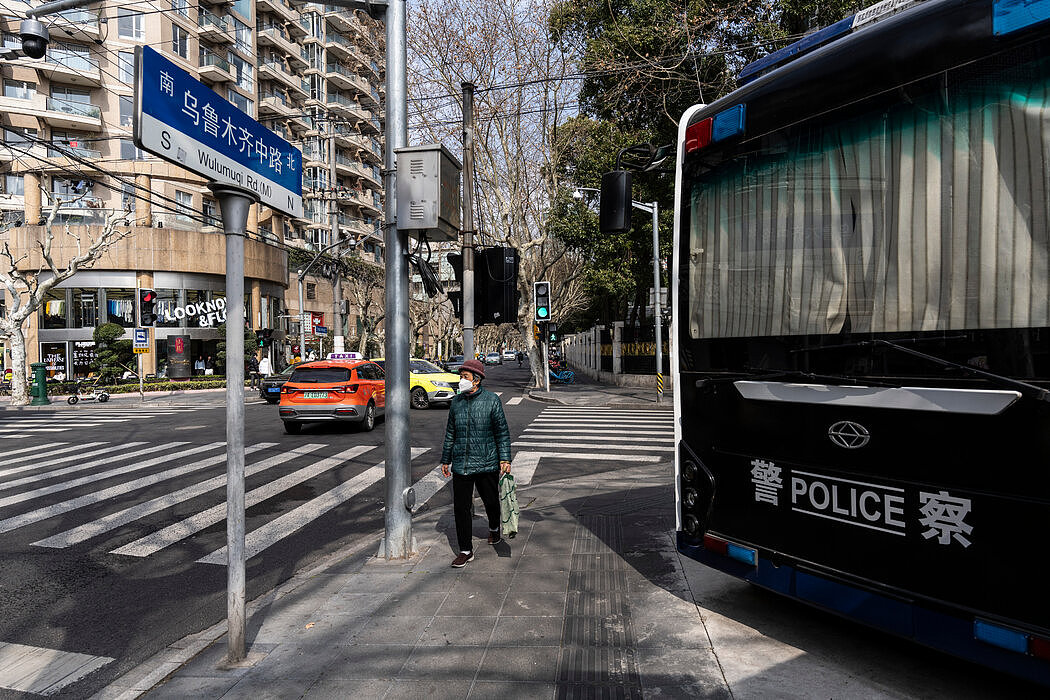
[30,362,50,406]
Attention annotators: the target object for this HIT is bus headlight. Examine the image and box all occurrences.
[683,488,699,508]
[682,460,698,482]
[683,515,700,537]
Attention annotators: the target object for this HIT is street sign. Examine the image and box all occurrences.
[133,46,303,217]
[133,328,149,350]
[314,325,328,336]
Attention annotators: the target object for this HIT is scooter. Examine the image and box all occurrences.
[68,378,109,404]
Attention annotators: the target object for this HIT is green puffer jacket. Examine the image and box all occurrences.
[441,387,512,475]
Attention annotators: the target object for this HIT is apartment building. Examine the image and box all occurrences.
[0,0,385,378]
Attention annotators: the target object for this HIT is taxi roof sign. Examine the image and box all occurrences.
[327,352,364,360]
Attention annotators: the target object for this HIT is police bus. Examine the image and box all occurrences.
[670,0,1050,684]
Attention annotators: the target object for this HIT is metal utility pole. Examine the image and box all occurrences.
[461,82,476,361]
[329,130,344,354]
[297,270,306,359]
[650,202,663,403]
[208,182,259,663]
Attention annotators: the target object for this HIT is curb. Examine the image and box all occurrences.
[526,390,674,410]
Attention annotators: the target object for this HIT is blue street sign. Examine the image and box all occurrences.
[133,328,149,348]
[133,46,303,217]
[314,326,328,336]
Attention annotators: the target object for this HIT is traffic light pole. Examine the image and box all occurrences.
[461,82,476,361]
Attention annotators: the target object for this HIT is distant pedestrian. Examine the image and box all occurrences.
[516,351,524,367]
[194,356,205,375]
[247,354,260,389]
[258,354,272,377]
[440,358,511,568]
[204,356,215,376]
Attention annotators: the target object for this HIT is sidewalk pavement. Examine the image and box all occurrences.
[527,376,674,409]
[95,461,742,700]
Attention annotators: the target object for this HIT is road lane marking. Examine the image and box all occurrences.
[197,448,429,565]
[0,642,113,696]
[506,397,523,405]
[531,418,672,424]
[0,442,135,481]
[0,442,69,466]
[510,450,663,486]
[523,428,672,436]
[512,441,672,452]
[31,443,321,548]
[114,444,380,558]
[514,433,665,443]
[0,443,215,511]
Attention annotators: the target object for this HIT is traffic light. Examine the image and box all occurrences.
[138,288,157,326]
[600,170,632,233]
[533,281,551,322]
[448,248,522,326]
[548,322,559,344]
[257,329,272,347]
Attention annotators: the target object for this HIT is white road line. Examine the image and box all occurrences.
[512,441,672,452]
[0,442,217,511]
[0,419,129,426]
[0,442,69,465]
[0,642,113,696]
[506,397,523,405]
[0,442,258,536]
[515,433,665,443]
[495,392,503,397]
[197,448,429,565]
[0,427,71,433]
[0,442,132,480]
[524,428,673,436]
[0,435,32,439]
[510,450,663,486]
[531,418,672,424]
[33,443,321,548]
[113,444,379,558]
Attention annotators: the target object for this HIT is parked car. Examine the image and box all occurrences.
[484,352,502,366]
[278,356,385,434]
[372,357,460,409]
[259,364,297,404]
[443,355,466,373]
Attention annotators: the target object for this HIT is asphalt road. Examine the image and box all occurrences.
[0,362,561,699]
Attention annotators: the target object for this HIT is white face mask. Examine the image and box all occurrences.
[458,378,474,392]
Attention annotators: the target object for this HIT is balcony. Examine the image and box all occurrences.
[288,77,310,100]
[324,62,366,93]
[199,0,234,6]
[325,93,371,123]
[259,61,298,92]
[258,23,299,60]
[257,0,300,25]
[199,52,235,84]
[198,11,233,43]
[259,91,295,118]
[287,16,309,38]
[43,98,103,131]
[301,144,326,167]
[51,10,101,41]
[324,31,356,60]
[324,5,359,33]
[40,51,102,86]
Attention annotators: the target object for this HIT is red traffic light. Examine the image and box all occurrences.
[140,289,157,303]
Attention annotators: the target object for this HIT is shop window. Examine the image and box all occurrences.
[104,288,136,327]
[70,340,97,379]
[72,288,98,328]
[40,342,68,379]
[41,288,67,329]
[155,288,181,327]
[306,283,316,300]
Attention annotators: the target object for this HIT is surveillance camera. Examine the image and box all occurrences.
[19,19,49,60]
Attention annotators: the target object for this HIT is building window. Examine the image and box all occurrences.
[4,79,35,100]
[48,41,93,71]
[118,50,135,82]
[119,95,133,128]
[118,9,144,40]
[121,183,136,212]
[72,288,98,328]
[231,0,251,20]
[230,54,253,91]
[175,190,194,222]
[306,283,316,300]
[104,288,136,327]
[171,0,188,17]
[232,18,252,55]
[203,198,219,227]
[227,89,252,116]
[172,24,188,59]
[120,139,144,160]
[4,174,24,196]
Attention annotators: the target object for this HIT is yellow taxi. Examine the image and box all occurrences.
[371,357,460,409]
[278,352,386,433]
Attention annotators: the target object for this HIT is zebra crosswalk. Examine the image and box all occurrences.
[510,407,675,485]
[0,406,221,439]
[0,439,447,567]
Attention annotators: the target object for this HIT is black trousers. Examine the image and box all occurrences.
[452,471,500,552]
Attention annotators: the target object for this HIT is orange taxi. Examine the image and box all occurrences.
[277,352,386,434]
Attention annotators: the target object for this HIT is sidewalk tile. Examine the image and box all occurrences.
[387,679,473,698]
[489,617,563,647]
[436,591,506,616]
[634,648,727,694]
[475,646,561,682]
[394,570,461,593]
[417,616,498,646]
[397,646,484,680]
[220,677,315,699]
[508,570,569,593]
[316,644,413,679]
[515,554,572,572]
[501,591,567,617]
[557,646,641,686]
[303,678,392,699]
[314,593,390,617]
[467,680,555,699]
[638,684,731,699]
[449,572,516,593]
[248,643,344,681]
[561,614,634,647]
[347,615,432,645]
[173,641,276,679]
[373,592,449,617]
[633,616,712,649]
[144,675,241,698]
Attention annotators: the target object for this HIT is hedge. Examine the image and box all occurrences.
[26,379,246,396]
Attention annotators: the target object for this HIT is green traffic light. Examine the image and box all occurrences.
[538,307,549,318]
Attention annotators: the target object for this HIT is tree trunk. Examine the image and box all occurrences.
[7,324,29,405]
[522,319,545,389]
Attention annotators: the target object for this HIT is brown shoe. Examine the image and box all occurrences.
[487,532,502,545]
[451,551,475,568]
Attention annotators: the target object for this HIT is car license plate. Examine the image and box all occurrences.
[303,391,328,399]
[267,387,279,393]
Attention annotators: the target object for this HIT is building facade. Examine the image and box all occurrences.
[0,0,385,378]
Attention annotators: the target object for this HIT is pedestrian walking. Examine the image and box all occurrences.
[246,354,260,389]
[204,356,215,376]
[194,356,205,376]
[258,354,272,377]
[440,358,512,568]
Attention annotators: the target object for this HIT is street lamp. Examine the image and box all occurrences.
[573,187,665,403]
[296,237,355,360]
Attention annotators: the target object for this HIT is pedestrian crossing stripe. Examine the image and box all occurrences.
[0,442,69,466]
[515,433,661,443]
[512,441,672,452]
[0,642,113,696]
[197,447,430,565]
[0,442,130,480]
[524,427,673,436]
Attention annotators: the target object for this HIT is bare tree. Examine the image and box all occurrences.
[1,200,130,405]
[343,257,385,356]
[410,0,589,387]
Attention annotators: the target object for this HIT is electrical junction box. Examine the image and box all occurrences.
[395,144,462,241]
